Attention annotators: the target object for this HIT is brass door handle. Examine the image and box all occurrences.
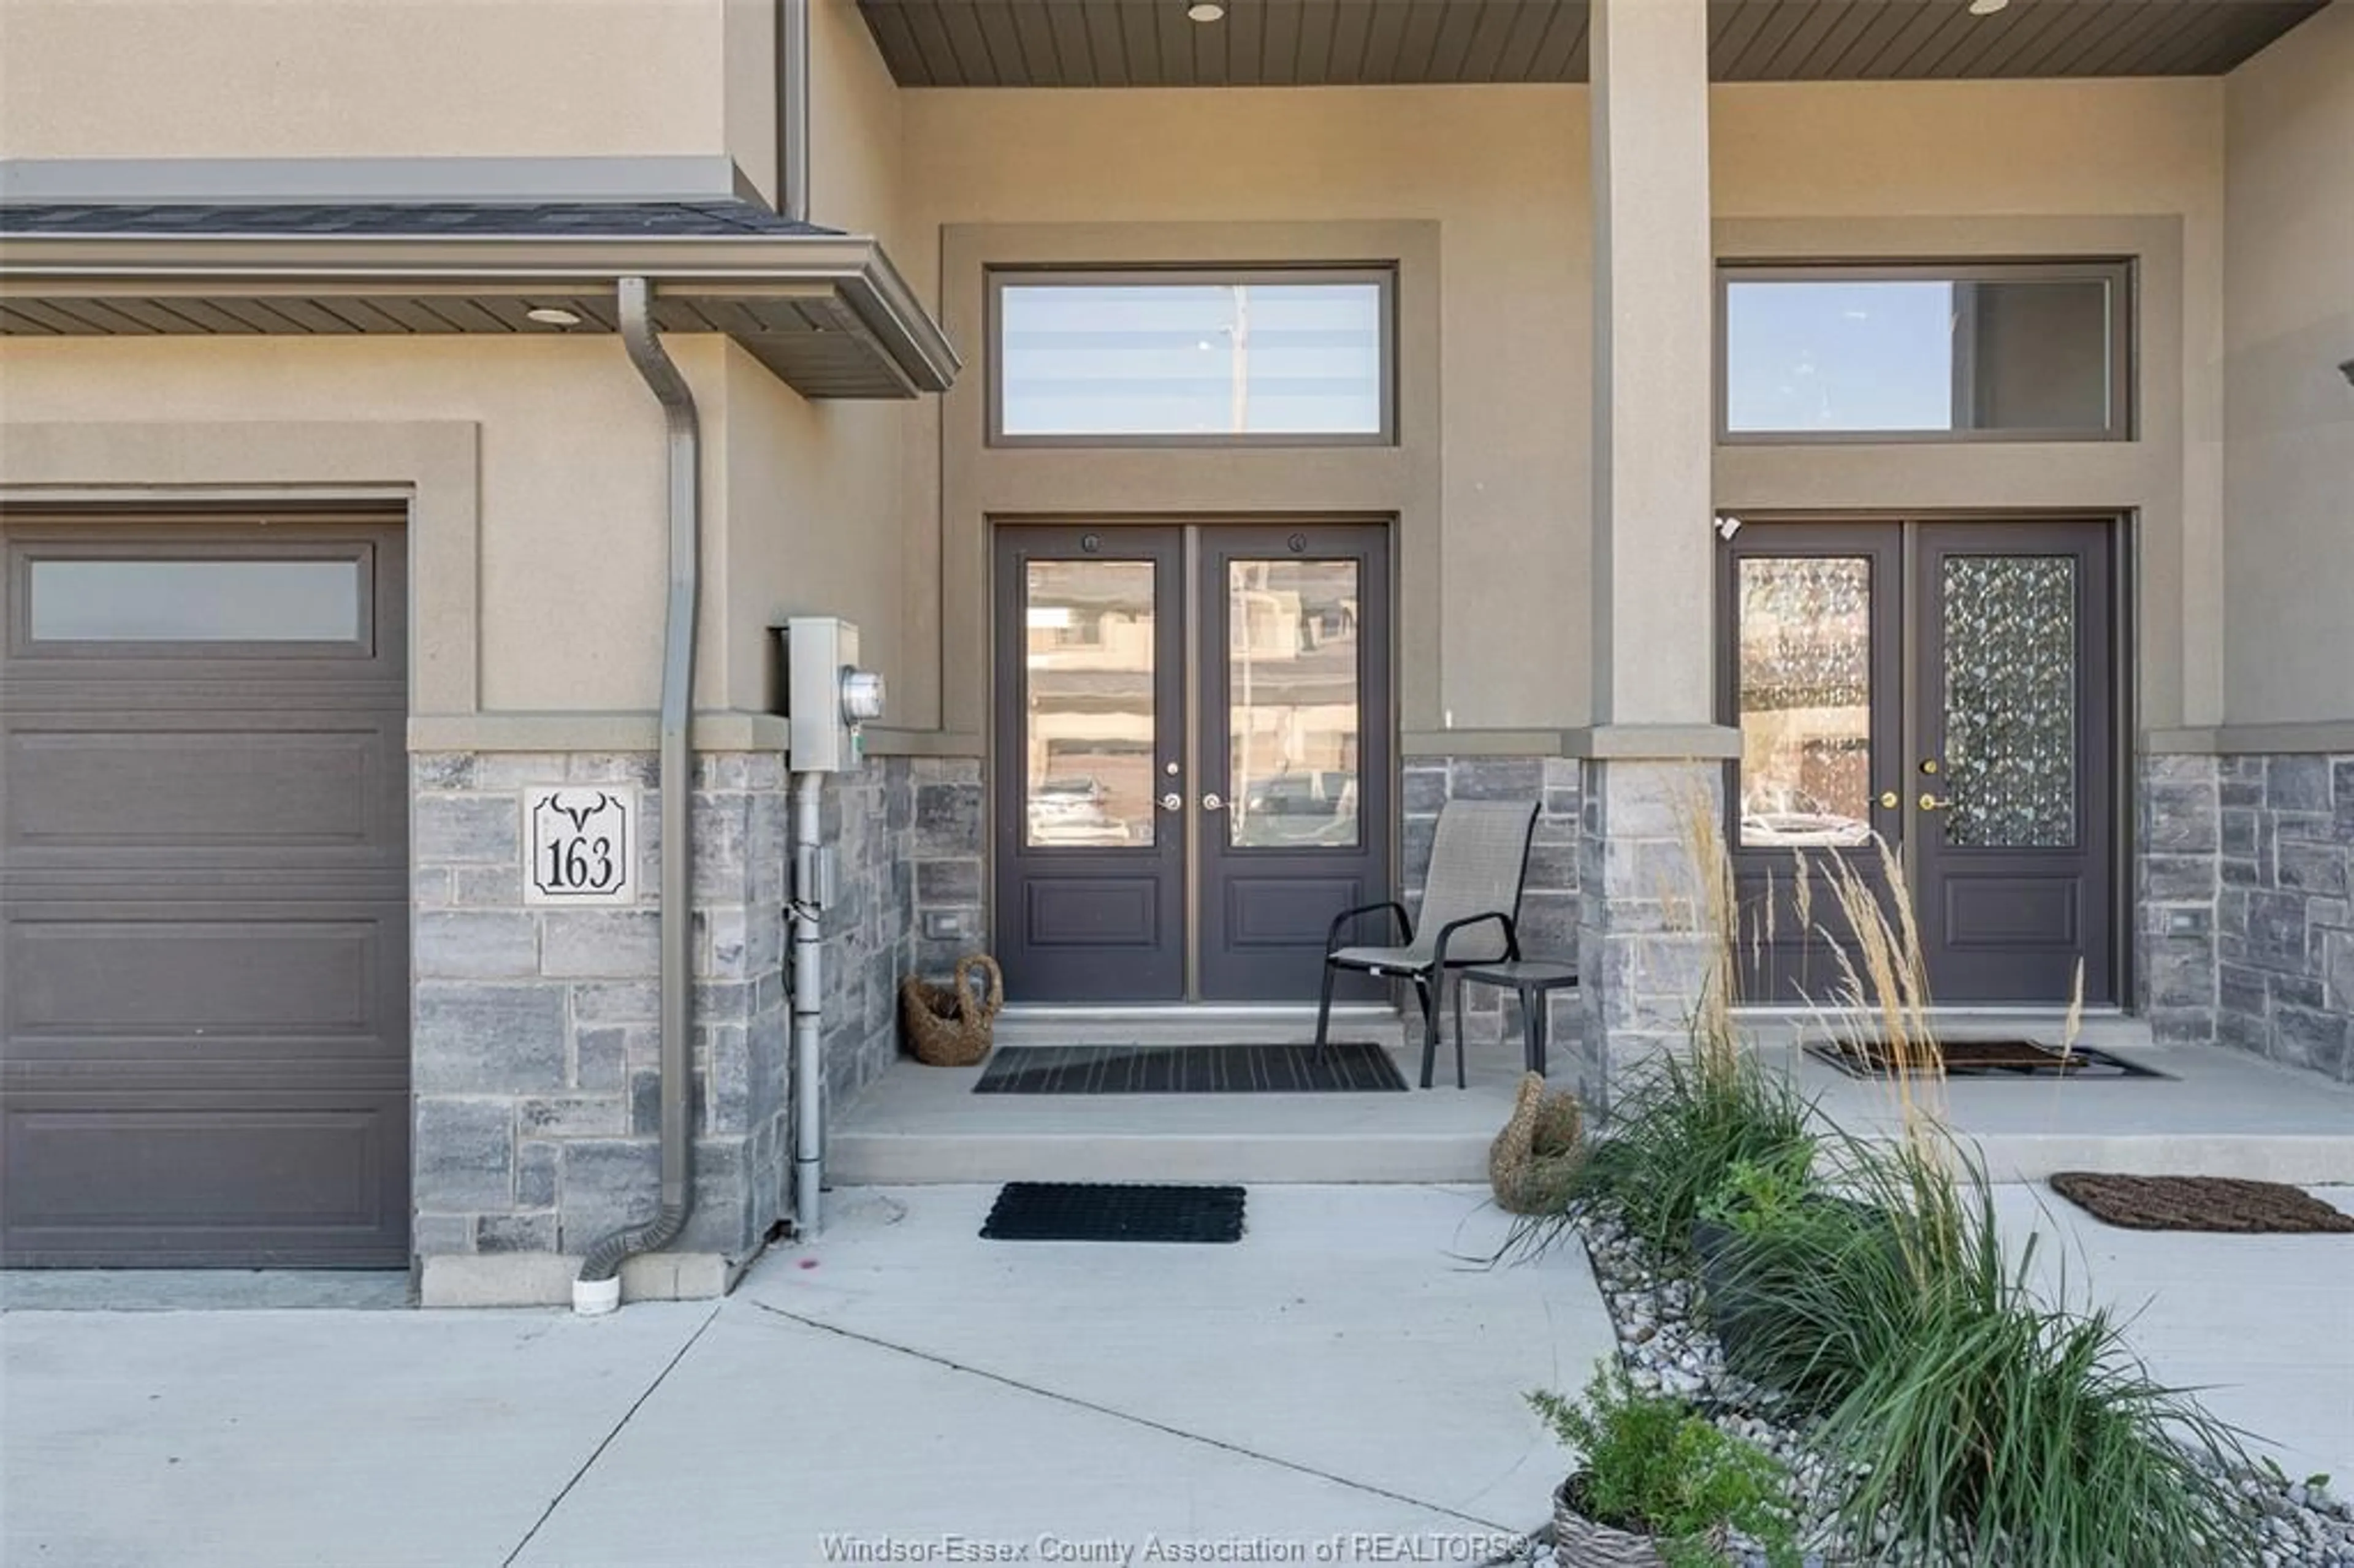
[1159,793,1183,812]
[1202,793,1225,812]
[1919,793,1953,812]
[1879,791,1900,810]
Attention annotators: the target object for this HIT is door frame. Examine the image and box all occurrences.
[987,512,1402,1004]
[1715,509,2136,1012]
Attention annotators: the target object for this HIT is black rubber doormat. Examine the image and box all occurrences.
[980,1182,1247,1244]
[972,1041,1407,1094]
[1805,1040,2169,1080]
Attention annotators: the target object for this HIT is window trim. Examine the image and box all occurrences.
[985,265,1400,449]
[1715,259,2136,446]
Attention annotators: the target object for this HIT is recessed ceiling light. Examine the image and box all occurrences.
[1967,0,2009,15]
[1187,2,1225,21]
[526,306,583,327]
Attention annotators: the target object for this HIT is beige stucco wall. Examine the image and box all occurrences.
[712,0,913,718]
[1712,77,2226,736]
[0,0,770,196]
[809,0,906,249]
[2221,0,2354,731]
[0,333,740,712]
[897,86,1589,737]
[895,75,2225,739]
[0,4,918,723]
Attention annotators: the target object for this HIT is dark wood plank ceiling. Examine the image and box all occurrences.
[857,0,2326,86]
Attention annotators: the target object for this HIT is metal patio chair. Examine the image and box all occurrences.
[1313,797,1540,1089]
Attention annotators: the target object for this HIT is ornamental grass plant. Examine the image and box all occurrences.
[1723,845,2258,1565]
[1532,804,2263,1565]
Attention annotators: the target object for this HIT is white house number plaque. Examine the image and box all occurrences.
[523,786,637,907]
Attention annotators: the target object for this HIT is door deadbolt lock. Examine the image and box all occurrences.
[1919,793,1953,812]
[1159,792,1183,812]
[1202,793,1225,812]
[1919,758,1941,775]
[1164,761,1181,776]
[1879,791,1900,810]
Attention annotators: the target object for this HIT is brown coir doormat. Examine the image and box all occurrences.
[2049,1173,2354,1234]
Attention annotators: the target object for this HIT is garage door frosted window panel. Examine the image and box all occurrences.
[28,558,364,642]
[995,278,1388,441]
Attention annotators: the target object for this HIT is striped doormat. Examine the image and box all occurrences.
[972,1041,1407,1094]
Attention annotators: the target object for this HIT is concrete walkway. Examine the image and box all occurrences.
[1,1186,1608,1568]
[1996,1184,2354,1488]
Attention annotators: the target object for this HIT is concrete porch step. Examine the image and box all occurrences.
[829,1030,1525,1186]
[829,1034,2354,1189]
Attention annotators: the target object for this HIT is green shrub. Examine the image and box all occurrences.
[1528,1359,1800,1568]
[1696,1146,1820,1238]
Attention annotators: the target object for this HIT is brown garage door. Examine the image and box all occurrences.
[1,512,409,1266]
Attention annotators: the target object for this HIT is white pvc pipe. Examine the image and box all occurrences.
[790,771,825,1238]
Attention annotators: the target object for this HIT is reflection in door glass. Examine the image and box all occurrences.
[1943,555,2078,848]
[1024,560,1157,848]
[1228,560,1361,849]
[1736,558,1875,848]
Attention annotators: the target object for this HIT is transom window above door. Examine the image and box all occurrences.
[989,269,1395,445]
[1720,261,2132,442]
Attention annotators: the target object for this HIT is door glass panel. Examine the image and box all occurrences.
[1941,555,2078,848]
[1735,557,1875,848]
[1227,559,1362,849]
[1023,560,1157,848]
[28,558,363,642]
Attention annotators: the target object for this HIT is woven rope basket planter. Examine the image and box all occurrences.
[899,954,1004,1067]
[1552,1477,1670,1567]
[1489,1071,1585,1215]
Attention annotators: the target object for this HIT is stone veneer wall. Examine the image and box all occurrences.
[818,756,986,1111]
[2141,753,2354,1083]
[1399,756,1582,1063]
[409,750,983,1300]
[409,750,793,1293]
[1576,760,1725,1114]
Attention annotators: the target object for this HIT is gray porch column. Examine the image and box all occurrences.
[1576,0,1742,1111]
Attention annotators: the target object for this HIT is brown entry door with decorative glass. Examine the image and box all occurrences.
[1724,520,2117,1007]
[994,522,1392,1002]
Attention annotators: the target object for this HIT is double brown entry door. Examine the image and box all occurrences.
[993,522,1393,1002]
[1724,519,2119,1007]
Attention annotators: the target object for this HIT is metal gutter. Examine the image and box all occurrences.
[574,275,701,1316]
[0,232,960,395]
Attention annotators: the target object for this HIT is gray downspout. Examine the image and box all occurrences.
[790,772,825,1236]
[779,0,810,224]
[575,275,699,1315]
[778,0,823,1241]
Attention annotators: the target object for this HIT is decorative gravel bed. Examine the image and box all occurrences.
[1503,1209,2354,1568]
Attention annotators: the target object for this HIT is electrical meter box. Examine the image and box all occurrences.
[780,617,885,772]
